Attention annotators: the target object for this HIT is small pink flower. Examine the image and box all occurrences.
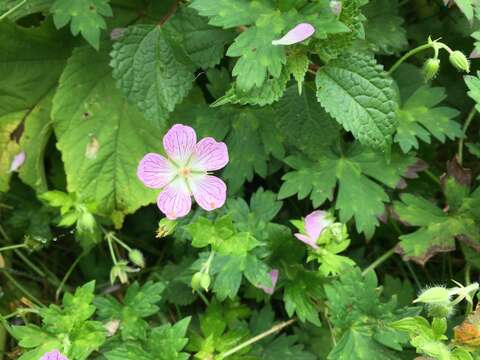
[137,124,229,220]
[9,151,25,172]
[258,269,279,295]
[40,350,68,360]
[272,23,315,46]
[294,210,333,249]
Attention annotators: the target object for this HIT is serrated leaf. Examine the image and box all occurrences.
[288,52,309,94]
[363,0,407,55]
[51,0,113,49]
[394,192,480,264]
[315,53,398,150]
[465,72,480,112]
[280,145,415,237]
[52,45,166,215]
[395,86,462,153]
[274,84,341,158]
[110,24,193,124]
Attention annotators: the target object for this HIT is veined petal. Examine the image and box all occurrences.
[157,178,192,220]
[190,137,229,171]
[304,210,332,241]
[189,174,227,211]
[137,153,177,189]
[163,124,197,165]
[40,350,69,360]
[294,233,319,249]
[272,23,315,46]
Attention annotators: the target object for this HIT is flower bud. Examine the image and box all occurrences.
[449,51,470,72]
[156,218,177,238]
[191,272,210,292]
[423,58,440,81]
[414,286,451,305]
[110,260,139,285]
[427,302,455,318]
[330,0,342,16]
[128,249,145,268]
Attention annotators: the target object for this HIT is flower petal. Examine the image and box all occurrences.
[294,233,319,249]
[190,137,229,171]
[304,210,332,241]
[272,23,315,46]
[260,269,279,295]
[189,174,227,211]
[40,350,68,360]
[163,124,197,165]
[9,151,25,172]
[137,153,177,189]
[156,179,192,219]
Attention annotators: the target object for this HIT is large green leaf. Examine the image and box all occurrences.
[110,25,194,125]
[315,53,398,150]
[52,45,166,215]
[0,21,71,192]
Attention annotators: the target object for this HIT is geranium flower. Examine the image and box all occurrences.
[258,269,279,295]
[40,350,68,360]
[137,124,229,220]
[294,210,332,249]
[272,23,315,46]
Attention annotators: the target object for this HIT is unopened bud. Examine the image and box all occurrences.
[156,218,176,238]
[128,249,145,268]
[191,272,211,292]
[330,0,342,16]
[449,51,470,72]
[414,286,451,305]
[423,58,440,81]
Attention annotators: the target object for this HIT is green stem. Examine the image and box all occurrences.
[217,318,297,359]
[424,169,440,185]
[196,290,210,306]
[110,234,132,252]
[0,244,27,252]
[55,253,85,301]
[388,43,434,75]
[362,247,397,276]
[107,236,118,265]
[3,308,39,320]
[405,262,422,289]
[458,107,477,165]
[465,263,473,314]
[0,0,26,21]
[1,270,43,307]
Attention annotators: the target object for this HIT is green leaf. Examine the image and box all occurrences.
[274,83,341,159]
[0,0,54,21]
[190,0,270,28]
[105,318,191,360]
[325,268,415,359]
[394,191,480,265]
[363,0,407,55]
[394,85,462,153]
[465,72,480,112]
[51,0,113,49]
[165,7,235,69]
[226,16,286,91]
[453,0,474,20]
[110,24,193,124]
[0,21,71,192]
[95,281,165,340]
[315,53,398,150]
[52,45,166,215]
[222,108,285,192]
[279,145,415,237]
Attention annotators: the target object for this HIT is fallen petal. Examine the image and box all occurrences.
[40,350,68,360]
[259,269,279,295]
[272,23,315,46]
[9,151,25,172]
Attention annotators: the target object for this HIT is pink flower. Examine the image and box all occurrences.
[272,23,315,46]
[9,151,25,172]
[258,269,279,295]
[40,350,68,360]
[137,124,229,220]
[294,210,333,249]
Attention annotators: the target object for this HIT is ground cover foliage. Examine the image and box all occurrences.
[2,0,480,359]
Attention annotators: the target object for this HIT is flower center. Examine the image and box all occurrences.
[179,167,191,177]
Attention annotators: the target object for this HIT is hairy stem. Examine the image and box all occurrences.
[0,244,27,252]
[217,318,297,359]
[0,0,26,21]
[1,270,43,307]
[55,253,85,301]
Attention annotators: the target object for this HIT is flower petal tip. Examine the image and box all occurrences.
[272,23,315,46]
